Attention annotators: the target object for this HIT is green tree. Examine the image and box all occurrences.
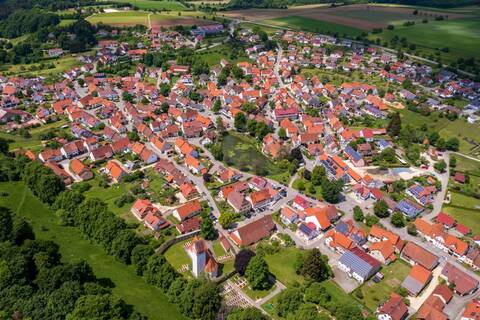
[66,294,129,320]
[407,222,417,235]
[200,215,217,240]
[0,207,13,242]
[353,206,364,222]
[311,166,326,186]
[335,302,363,320]
[321,179,343,204]
[219,211,237,229]
[297,248,332,282]
[288,303,329,320]
[434,160,447,173]
[278,127,287,140]
[374,200,390,218]
[304,282,331,305]
[276,288,304,318]
[110,229,140,264]
[365,214,379,227]
[131,244,154,275]
[445,138,459,151]
[391,212,406,228]
[245,255,271,290]
[212,99,221,113]
[234,112,247,132]
[387,112,401,137]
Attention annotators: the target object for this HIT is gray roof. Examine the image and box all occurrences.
[339,248,381,279]
[401,276,424,296]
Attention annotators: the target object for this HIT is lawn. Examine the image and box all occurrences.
[197,44,251,66]
[111,0,185,11]
[243,283,277,301]
[264,247,305,286]
[4,54,82,78]
[442,204,480,235]
[87,11,149,26]
[292,177,322,200]
[453,154,480,175]
[0,119,68,152]
[352,259,410,310]
[221,132,283,176]
[0,181,185,320]
[397,109,480,156]
[164,239,192,272]
[262,16,364,38]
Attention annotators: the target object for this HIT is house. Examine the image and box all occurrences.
[180,182,199,200]
[247,189,272,210]
[441,262,479,296]
[304,206,332,231]
[280,206,298,225]
[69,159,93,181]
[376,293,408,320]
[184,155,206,175]
[324,229,354,254]
[395,199,423,218]
[176,217,200,234]
[454,172,466,184]
[338,247,381,283]
[173,200,202,221]
[297,222,319,241]
[368,241,396,265]
[401,265,432,296]
[344,145,365,167]
[368,225,402,250]
[417,288,450,320]
[401,242,439,270]
[143,211,169,231]
[89,144,114,162]
[229,215,275,247]
[461,299,480,320]
[38,148,63,163]
[435,212,456,229]
[185,237,219,278]
[227,191,251,214]
[105,160,127,183]
[44,161,73,186]
[60,140,86,158]
[131,199,156,220]
[406,183,436,206]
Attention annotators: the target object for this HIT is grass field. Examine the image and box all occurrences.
[353,259,410,310]
[221,132,283,176]
[264,247,305,286]
[0,181,185,320]
[111,0,185,11]
[4,54,82,77]
[262,16,364,38]
[371,17,480,63]
[0,119,68,152]
[164,239,191,272]
[442,205,480,235]
[397,109,480,156]
[87,11,149,26]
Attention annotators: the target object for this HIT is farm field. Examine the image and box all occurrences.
[221,131,283,176]
[87,11,150,26]
[371,17,480,63]
[352,260,410,310]
[0,181,185,320]
[110,0,186,11]
[262,16,363,38]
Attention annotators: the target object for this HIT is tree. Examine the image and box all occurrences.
[219,211,237,229]
[434,160,447,173]
[445,137,459,151]
[353,206,364,222]
[200,215,217,240]
[227,307,267,320]
[365,214,379,227]
[234,112,247,132]
[66,295,130,320]
[311,166,326,186]
[131,244,154,275]
[276,288,304,317]
[407,222,417,235]
[297,248,332,282]
[321,179,343,204]
[212,99,221,113]
[335,302,363,320]
[245,255,271,290]
[234,249,255,276]
[0,207,13,242]
[374,200,390,218]
[0,138,9,155]
[304,282,331,305]
[391,212,406,228]
[53,191,85,225]
[179,280,221,320]
[387,112,401,137]
[278,127,287,140]
[288,303,329,320]
[110,229,141,264]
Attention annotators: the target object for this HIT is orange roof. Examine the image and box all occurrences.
[369,225,399,245]
[105,160,125,180]
[70,158,87,175]
[410,265,432,284]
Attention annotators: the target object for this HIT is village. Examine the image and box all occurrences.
[1,19,480,320]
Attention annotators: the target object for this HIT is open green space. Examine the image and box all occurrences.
[442,204,480,235]
[198,44,251,66]
[4,54,83,78]
[264,247,305,286]
[371,17,480,63]
[221,132,283,176]
[87,11,149,26]
[352,259,410,310]
[0,119,68,152]
[111,0,186,11]
[453,154,480,175]
[292,176,322,200]
[0,181,185,320]
[262,16,364,38]
[397,109,480,156]
[164,239,191,272]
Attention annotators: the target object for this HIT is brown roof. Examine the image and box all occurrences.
[377,293,408,320]
[230,215,275,246]
[401,242,439,270]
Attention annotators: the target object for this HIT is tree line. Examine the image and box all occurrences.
[0,206,143,319]
[0,143,222,320]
